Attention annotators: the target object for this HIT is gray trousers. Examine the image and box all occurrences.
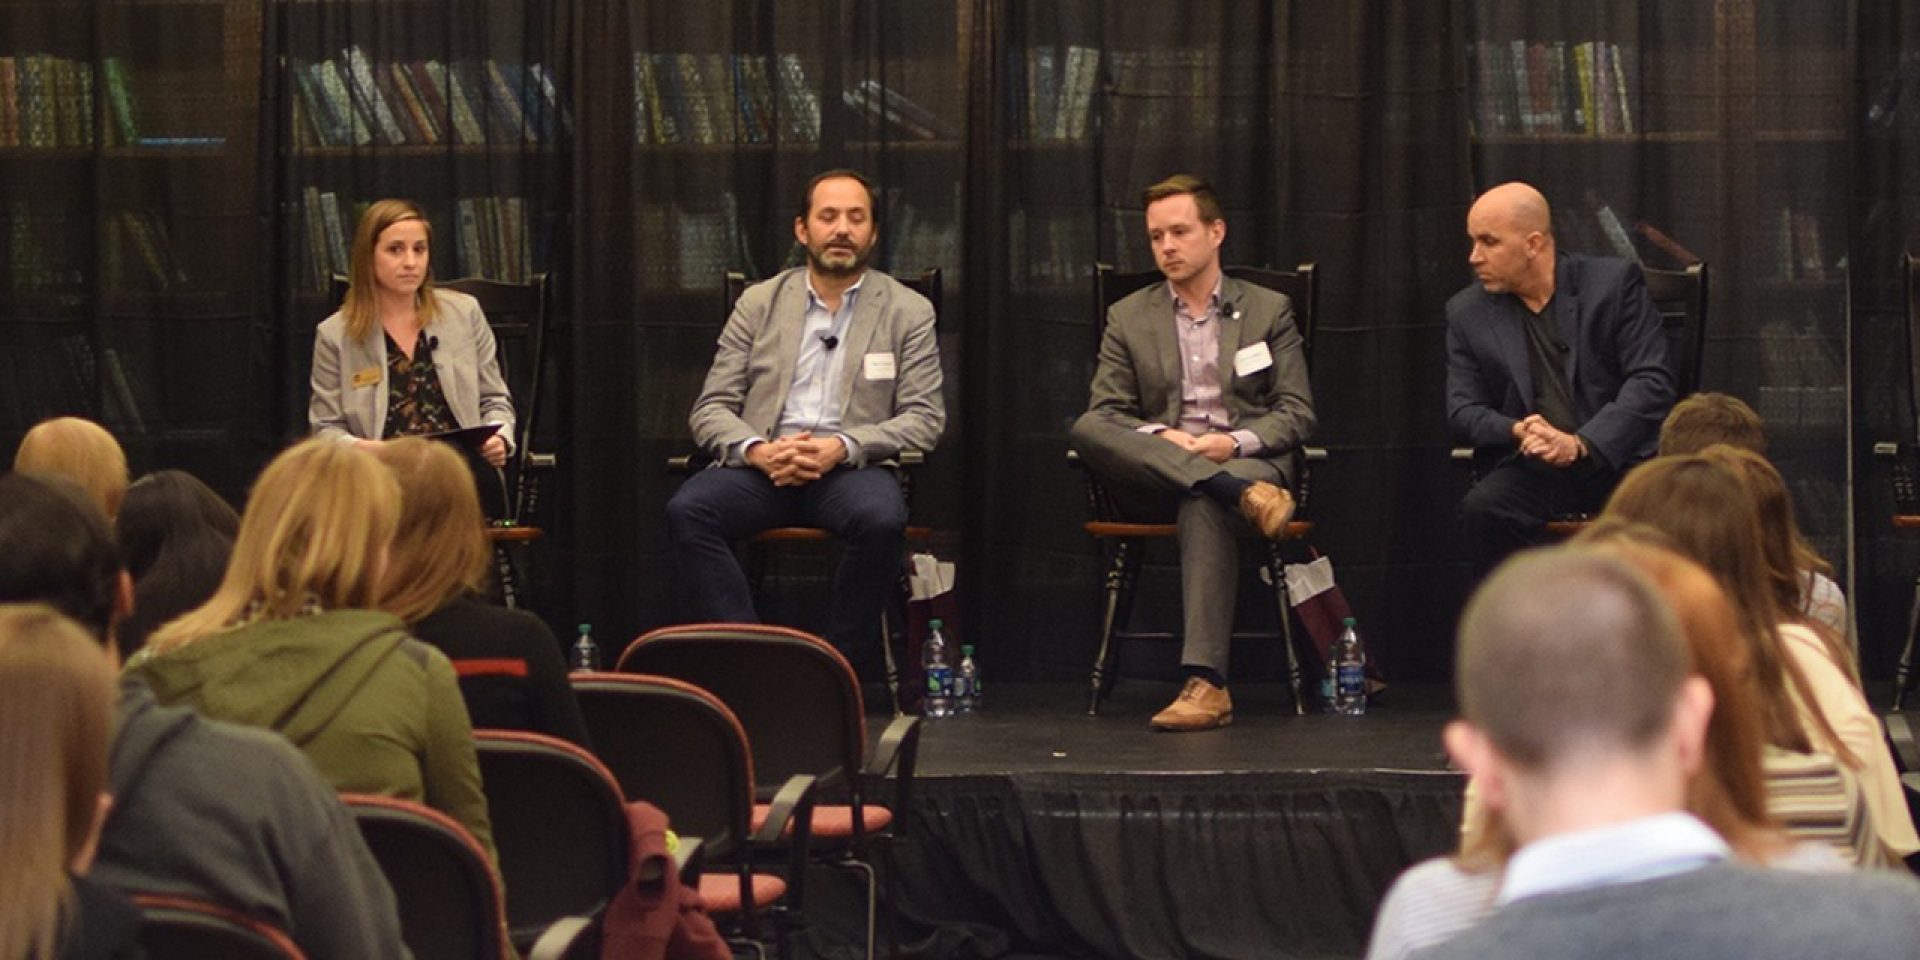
[1069,412,1289,678]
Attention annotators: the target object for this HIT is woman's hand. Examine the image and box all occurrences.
[481,434,509,468]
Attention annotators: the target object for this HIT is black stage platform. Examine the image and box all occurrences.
[841,681,1467,960]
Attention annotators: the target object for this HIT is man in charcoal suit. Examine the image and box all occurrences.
[1447,182,1675,576]
[1068,174,1315,731]
[665,168,944,667]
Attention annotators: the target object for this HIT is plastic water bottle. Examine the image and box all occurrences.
[1332,617,1367,716]
[922,619,954,718]
[955,644,980,715]
[571,623,600,673]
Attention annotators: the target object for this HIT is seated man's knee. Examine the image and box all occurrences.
[838,489,907,544]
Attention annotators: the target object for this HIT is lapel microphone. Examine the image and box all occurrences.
[820,332,839,350]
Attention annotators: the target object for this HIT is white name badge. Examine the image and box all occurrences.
[863,352,897,380]
[1234,342,1274,377]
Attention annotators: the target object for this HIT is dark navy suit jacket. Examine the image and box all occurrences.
[1445,253,1674,471]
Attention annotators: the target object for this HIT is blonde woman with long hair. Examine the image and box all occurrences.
[129,438,496,864]
[372,437,587,745]
[307,199,515,471]
[0,604,136,960]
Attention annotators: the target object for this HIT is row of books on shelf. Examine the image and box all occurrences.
[631,53,822,145]
[1469,40,1641,137]
[291,48,566,149]
[6,205,193,293]
[0,56,94,148]
[636,195,758,290]
[5,202,82,292]
[1008,45,1101,142]
[294,189,539,292]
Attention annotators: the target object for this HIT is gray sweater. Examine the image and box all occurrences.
[91,675,409,959]
[1410,861,1920,960]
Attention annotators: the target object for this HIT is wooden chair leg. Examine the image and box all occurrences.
[1897,574,1920,711]
[1087,539,1137,716]
[1268,545,1306,716]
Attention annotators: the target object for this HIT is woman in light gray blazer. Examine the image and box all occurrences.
[308,199,515,468]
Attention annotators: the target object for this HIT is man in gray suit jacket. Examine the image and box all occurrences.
[666,170,945,664]
[1069,175,1315,731]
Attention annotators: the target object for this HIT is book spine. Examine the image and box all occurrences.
[388,62,440,144]
[320,191,348,276]
[103,58,139,146]
[407,62,453,144]
[482,60,527,142]
[344,46,406,145]
[316,60,373,146]
[444,63,486,145]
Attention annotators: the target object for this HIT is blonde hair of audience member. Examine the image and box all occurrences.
[0,605,117,960]
[1600,455,1858,769]
[1458,525,1786,869]
[14,417,130,519]
[340,198,440,342]
[1697,445,1856,683]
[369,437,490,623]
[1658,394,1833,582]
[146,439,398,655]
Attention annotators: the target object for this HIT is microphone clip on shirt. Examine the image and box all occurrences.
[819,332,839,351]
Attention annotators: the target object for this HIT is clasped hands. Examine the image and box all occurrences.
[747,431,847,486]
[1512,414,1585,468]
[1154,428,1236,464]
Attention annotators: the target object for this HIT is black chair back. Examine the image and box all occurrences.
[569,672,755,851]
[1906,253,1920,448]
[475,730,631,949]
[1642,261,1708,397]
[342,794,508,960]
[1094,263,1318,362]
[616,624,862,803]
[133,895,306,960]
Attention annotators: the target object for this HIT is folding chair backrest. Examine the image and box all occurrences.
[474,730,631,945]
[1642,261,1708,398]
[569,672,755,850]
[342,794,507,960]
[616,624,864,800]
[132,894,307,960]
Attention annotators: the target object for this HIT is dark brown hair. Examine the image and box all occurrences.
[1659,392,1768,457]
[1142,174,1223,223]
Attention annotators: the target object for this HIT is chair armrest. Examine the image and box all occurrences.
[863,714,922,831]
[1450,446,1474,463]
[666,452,712,476]
[526,451,557,470]
[752,773,817,848]
[1303,446,1327,462]
[529,916,592,960]
[1876,442,1902,460]
[1066,448,1083,468]
[1888,714,1920,774]
[673,836,705,886]
[898,449,925,468]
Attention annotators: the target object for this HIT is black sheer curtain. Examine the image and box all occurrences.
[965,1,1475,681]
[0,0,269,502]
[1855,0,1918,682]
[571,0,969,644]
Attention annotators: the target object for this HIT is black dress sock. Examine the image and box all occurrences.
[1184,664,1228,689]
[1193,471,1253,508]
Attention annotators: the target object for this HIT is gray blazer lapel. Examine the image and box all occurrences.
[759,272,807,432]
[343,329,388,440]
[1215,280,1247,413]
[1144,291,1182,424]
[833,277,885,416]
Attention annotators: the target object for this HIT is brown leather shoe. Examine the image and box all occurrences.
[1150,677,1233,731]
[1239,482,1296,540]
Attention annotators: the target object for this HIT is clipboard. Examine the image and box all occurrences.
[420,422,502,451]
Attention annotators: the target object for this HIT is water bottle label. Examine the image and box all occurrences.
[1336,663,1365,696]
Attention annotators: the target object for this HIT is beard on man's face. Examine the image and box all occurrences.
[808,239,872,278]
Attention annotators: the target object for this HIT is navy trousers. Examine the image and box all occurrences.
[665,464,906,663]
[1461,454,1620,577]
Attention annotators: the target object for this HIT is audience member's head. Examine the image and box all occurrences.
[1573,522,1781,853]
[370,438,490,623]
[148,440,399,655]
[1696,445,1850,667]
[1601,455,1852,765]
[1658,392,1768,457]
[1449,546,1711,846]
[113,471,241,660]
[0,473,124,646]
[14,417,130,520]
[0,604,117,960]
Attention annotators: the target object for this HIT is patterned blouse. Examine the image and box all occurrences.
[383,330,458,438]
